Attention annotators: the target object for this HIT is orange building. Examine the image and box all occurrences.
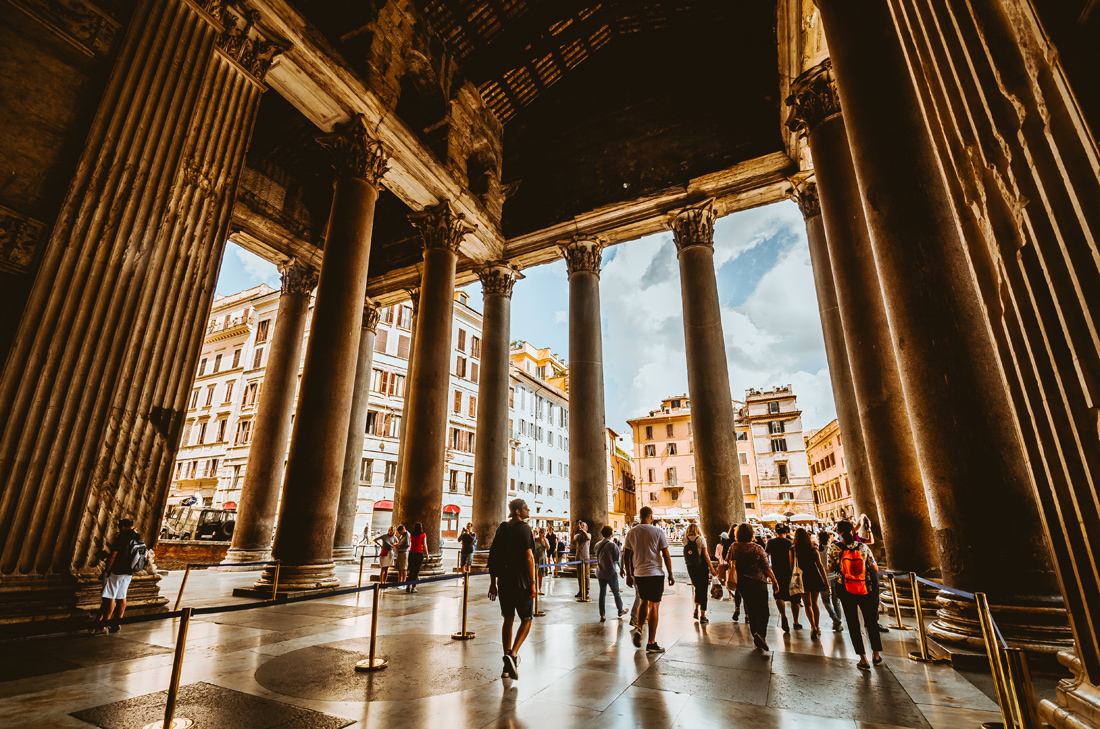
[805,418,853,522]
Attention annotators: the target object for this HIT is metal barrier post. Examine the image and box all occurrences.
[355,587,388,672]
[358,555,366,590]
[141,607,195,729]
[576,560,591,603]
[907,573,948,664]
[173,566,192,612]
[533,566,546,617]
[271,560,280,601]
[451,571,476,640]
[977,592,1015,729]
[887,573,911,630]
[1004,647,1042,729]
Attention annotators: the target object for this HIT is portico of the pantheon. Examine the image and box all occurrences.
[0,0,1098,725]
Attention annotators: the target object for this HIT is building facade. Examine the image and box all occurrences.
[741,385,814,517]
[607,428,636,533]
[506,366,571,530]
[805,419,853,523]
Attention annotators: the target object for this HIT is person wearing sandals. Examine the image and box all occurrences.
[374,525,396,583]
[790,528,829,637]
[682,522,718,623]
[725,523,777,651]
[828,519,883,671]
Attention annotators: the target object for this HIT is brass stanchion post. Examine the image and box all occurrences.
[977,592,1015,729]
[141,608,195,729]
[1004,647,1042,729]
[271,560,280,601]
[452,572,476,640]
[887,573,911,630]
[358,555,366,590]
[576,560,591,603]
[174,566,192,612]
[907,572,948,664]
[355,586,388,671]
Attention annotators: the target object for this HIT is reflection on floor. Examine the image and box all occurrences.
[0,562,1015,728]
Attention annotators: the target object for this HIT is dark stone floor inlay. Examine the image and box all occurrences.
[71,681,353,728]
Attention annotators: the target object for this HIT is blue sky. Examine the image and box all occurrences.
[217,199,836,442]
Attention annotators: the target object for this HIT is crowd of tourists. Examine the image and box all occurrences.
[486,498,891,679]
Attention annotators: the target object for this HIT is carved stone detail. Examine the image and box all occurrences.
[669,199,717,251]
[790,179,821,220]
[279,258,317,296]
[9,0,121,58]
[315,115,388,186]
[786,59,842,136]
[208,1,287,83]
[0,206,46,274]
[562,238,604,277]
[405,287,421,317]
[363,300,381,332]
[478,263,523,298]
[409,202,474,253]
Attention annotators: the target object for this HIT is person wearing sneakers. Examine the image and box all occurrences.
[623,506,675,653]
[593,525,627,621]
[488,498,536,679]
[828,519,883,671]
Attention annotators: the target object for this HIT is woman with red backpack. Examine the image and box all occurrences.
[827,519,882,671]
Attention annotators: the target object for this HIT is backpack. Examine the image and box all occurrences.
[488,521,512,579]
[128,534,148,573]
[683,535,702,567]
[840,544,868,595]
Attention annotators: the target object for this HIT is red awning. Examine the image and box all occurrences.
[374,500,394,510]
[442,505,460,514]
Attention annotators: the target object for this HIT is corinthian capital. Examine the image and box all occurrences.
[279,258,317,296]
[561,238,604,278]
[363,299,381,332]
[409,202,475,253]
[669,199,716,252]
[316,115,387,186]
[786,59,841,136]
[789,179,820,220]
[478,262,524,298]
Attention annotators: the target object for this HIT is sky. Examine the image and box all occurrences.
[216,199,837,443]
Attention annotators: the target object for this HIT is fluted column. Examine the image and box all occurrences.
[789,181,880,542]
[0,0,281,619]
[564,239,609,539]
[394,203,471,555]
[669,201,743,546]
[256,117,386,591]
[788,64,936,576]
[817,0,1064,650]
[224,260,317,566]
[470,263,522,551]
[333,300,382,562]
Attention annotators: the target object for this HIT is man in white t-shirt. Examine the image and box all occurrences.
[623,506,675,652]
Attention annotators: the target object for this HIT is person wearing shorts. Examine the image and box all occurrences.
[624,506,674,653]
[488,499,536,680]
[92,518,142,635]
[458,524,476,572]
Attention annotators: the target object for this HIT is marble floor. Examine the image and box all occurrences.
[0,562,1020,728]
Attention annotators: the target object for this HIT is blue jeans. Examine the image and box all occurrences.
[598,575,624,617]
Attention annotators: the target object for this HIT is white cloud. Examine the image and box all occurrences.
[235,247,279,286]
[553,310,568,324]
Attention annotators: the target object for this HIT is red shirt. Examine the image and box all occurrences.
[410,533,427,554]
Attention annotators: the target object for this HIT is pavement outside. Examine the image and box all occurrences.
[0,560,1023,728]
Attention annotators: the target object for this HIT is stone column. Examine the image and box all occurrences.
[564,239,609,539]
[391,287,420,503]
[333,300,382,562]
[394,203,471,555]
[470,263,522,552]
[669,201,743,546]
[790,181,880,542]
[256,117,386,591]
[224,260,317,566]
[788,65,937,576]
[817,0,1064,650]
[0,0,281,620]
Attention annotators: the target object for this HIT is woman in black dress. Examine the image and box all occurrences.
[791,527,829,637]
[765,523,800,632]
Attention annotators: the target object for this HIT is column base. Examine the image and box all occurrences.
[331,546,357,564]
[1040,651,1100,729]
[253,562,340,591]
[417,553,445,577]
[879,579,940,618]
[220,547,273,570]
[928,592,1074,666]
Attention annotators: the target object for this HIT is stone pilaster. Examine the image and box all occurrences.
[224,259,317,566]
[563,238,609,539]
[333,300,381,562]
[669,200,743,546]
[394,203,472,554]
[257,116,386,591]
[471,263,522,552]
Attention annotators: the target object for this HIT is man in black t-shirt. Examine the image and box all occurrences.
[488,498,536,679]
[458,525,476,573]
[92,518,143,635]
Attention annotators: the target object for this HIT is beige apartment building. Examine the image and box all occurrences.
[806,419,853,523]
[627,395,758,524]
[741,385,815,517]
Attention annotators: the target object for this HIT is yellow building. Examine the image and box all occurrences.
[805,419,853,523]
[509,340,568,392]
[607,428,636,534]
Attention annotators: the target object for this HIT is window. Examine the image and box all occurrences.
[242,382,259,408]
[771,438,788,452]
[470,362,479,384]
[666,423,674,437]
[235,419,253,445]
[189,388,200,409]
[216,418,227,442]
[213,353,222,373]
[204,385,215,407]
[647,468,656,482]
[779,491,795,501]
[667,443,677,456]
[397,335,410,359]
[381,306,394,325]
[778,463,789,485]
[196,421,207,445]
[220,383,233,406]
[768,401,780,414]
[644,444,656,457]
[509,387,515,407]
[449,471,458,492]
[252,347,263,369]
[398,305,412,329]
[198,358,208,377]
[456,356,467,378]
[739,452,748,465]
[665,467,677,485]
[231,465,241,490]
[536,484,543,495]
[645,425,653,440]
[471,336,481,358]
[769,420,785,434]
[182,420,193,446]
[691,466,696,480]
[360,458,373,482]
[736,431,747,441]
[384,462,397,484]
[538,456,545,472]
[454,390,463,413]
[465,472,472,494]
[687,421,692,435]
[745,502,754,511]
[510,478,516,492]
[232,349,241,368]
[548,487,553,497]
[457,328,466,352]
[511,447,516,465]
[742,475,752,494]
[256,318,271,343]
[468,396,477,418]
[375,328,389,354]
[649,492,658,502]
